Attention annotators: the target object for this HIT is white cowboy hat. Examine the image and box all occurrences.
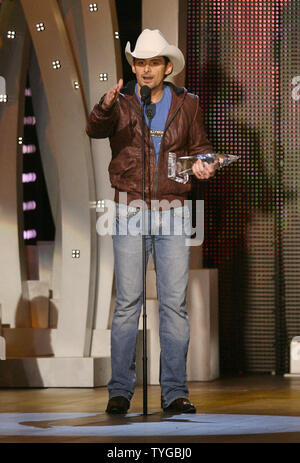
[125,29,185,76]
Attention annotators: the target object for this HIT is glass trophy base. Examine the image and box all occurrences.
[168,152,240,184]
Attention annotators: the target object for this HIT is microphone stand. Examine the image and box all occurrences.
[141,86,151,416]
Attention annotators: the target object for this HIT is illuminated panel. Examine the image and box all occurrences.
[22,81,55,247]
[281,1,300,374]
[186,0,298,374]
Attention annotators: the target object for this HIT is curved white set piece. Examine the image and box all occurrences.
[0,0,219,386]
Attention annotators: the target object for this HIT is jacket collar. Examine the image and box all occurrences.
[119,80,187,118]
[120,79,186,97]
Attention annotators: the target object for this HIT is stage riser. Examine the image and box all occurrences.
[0,358,111,388]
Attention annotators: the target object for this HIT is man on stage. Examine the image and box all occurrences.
[86,29,218,414]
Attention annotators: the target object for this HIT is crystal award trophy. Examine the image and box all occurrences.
[168,152,240,184]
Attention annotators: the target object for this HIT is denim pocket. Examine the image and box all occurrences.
[173,205,190,219]
[115,203,141,219]
[114,203,142,235]
[172,206,191,236]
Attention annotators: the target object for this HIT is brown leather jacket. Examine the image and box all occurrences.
[86,80,214,208]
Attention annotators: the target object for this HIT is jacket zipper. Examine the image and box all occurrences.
[153,99,185,207]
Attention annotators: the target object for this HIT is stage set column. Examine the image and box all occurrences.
[21,0,97,358]
[0,0,31,328]
[79,0,122,358]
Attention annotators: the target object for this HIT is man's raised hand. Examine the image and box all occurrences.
[102,78,123,110]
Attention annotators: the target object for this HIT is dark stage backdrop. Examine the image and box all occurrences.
[186,0,300,375]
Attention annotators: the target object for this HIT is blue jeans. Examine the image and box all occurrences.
[108,202,191,408]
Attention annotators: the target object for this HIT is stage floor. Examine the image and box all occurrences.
[1,374,300,443]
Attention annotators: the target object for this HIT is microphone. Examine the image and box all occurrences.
[146,104,156,121]
[140,85,151,105]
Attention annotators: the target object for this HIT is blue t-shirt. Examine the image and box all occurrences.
[135,83,172,164]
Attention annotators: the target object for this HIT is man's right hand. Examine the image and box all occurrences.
[102,78,123,110]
